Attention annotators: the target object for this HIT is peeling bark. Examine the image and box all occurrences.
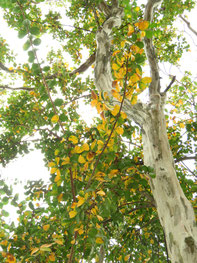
[94,1,197,262]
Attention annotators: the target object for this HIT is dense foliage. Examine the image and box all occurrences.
[0,0,196,262]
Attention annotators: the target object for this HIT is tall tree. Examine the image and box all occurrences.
[0,0,196,262]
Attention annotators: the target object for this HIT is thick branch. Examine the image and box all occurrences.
[180,15,197,37]
[144,0,163,96]
[94,1,148,126]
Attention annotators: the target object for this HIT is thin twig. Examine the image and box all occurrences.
[0,85,34,91]
[180,15,197,37]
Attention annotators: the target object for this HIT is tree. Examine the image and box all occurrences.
[0,0,196,262]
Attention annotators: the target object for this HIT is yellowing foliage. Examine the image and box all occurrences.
[51,115,59,123]
[128,24,134,36]
[43,224,50,231]
[96,237,104,244]
[135,20,149,30]
[69,210,77,218]
[69,135,78,144]
[111,105,120,116]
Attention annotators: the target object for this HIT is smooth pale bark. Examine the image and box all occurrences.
[94,0,197,262]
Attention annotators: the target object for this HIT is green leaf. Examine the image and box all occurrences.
[30,27,40,36]
[54,98,64,107]
[33,38,41,46]
[2,196,9,205]
[2,210,9,217]
[28,50,35,63]
[18,30,28,39]
[23,40,31,51]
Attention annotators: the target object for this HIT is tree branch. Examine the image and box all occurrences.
[144,0,163,96]
[0,62,14,73]
[163,76,176,93]
[94,1,147,126]
[175,156,197,163]
[0,85,34,91]
[180,15,197,37]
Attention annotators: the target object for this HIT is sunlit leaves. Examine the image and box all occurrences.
[69,210,77,218]
[68,135,78,144]
[95,237,104,244]
[51,115,59,123]
[43,224,50,231]
[135,21,149,31]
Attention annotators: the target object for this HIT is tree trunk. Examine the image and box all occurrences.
[94,1,197,262]
[142,98,197,263]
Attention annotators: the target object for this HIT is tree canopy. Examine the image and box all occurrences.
[0,0,196,262]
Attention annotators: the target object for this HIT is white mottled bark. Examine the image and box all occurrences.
[94,1,197,262]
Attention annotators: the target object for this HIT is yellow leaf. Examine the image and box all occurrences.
[121,112,127,119]
[49,253,56,262]
[54,149,59,156]
[179,123,185,128]
[116,127,124,135]
[9,67,13,71]
[121,40,126,48]
[97,215,103,221]
[71,239,75,244]
[78,155,86,164]
[141,76,152,84]
[87,152,95,161]
[135,20,149,30]
[97,190,105,196]
[81,143,89,152]
[62,156,70,165]
[48,162,55,167]
[78,228,84,235]
[111,105,120,116]
[112,63,119,70]
[124,254,130,261]
[50,167,57,174]
[55,157,60,165]
[69,210,77,218]
[54,239,63,245]
[131,95,138,105]
[31,247,39,255]
[57,193,63,202]
[51,115,59,123]
[77,197,85,207]
[96,237,104,244]
[43,224,50,231]
[150,238,154,244]
[54,174,61,183]
[69,135,78,144]
[140,31,146,38]
[128,24,134,36]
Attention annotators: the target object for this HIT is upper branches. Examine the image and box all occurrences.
[144,0,163,96]
[94,1,147,126]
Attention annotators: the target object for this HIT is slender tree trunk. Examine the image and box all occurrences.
[94,1,197,262]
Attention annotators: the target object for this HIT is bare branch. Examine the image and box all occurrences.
[70,53,96,76]
[175,156,197,163]
[0,85,34,91]
[163,76,176,93]
[144,0,163,95]
[180,15,197,37]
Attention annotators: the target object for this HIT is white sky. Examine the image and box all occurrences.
[0,2,196,219]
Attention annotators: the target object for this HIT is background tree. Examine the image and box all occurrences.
[0,0,196,262]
